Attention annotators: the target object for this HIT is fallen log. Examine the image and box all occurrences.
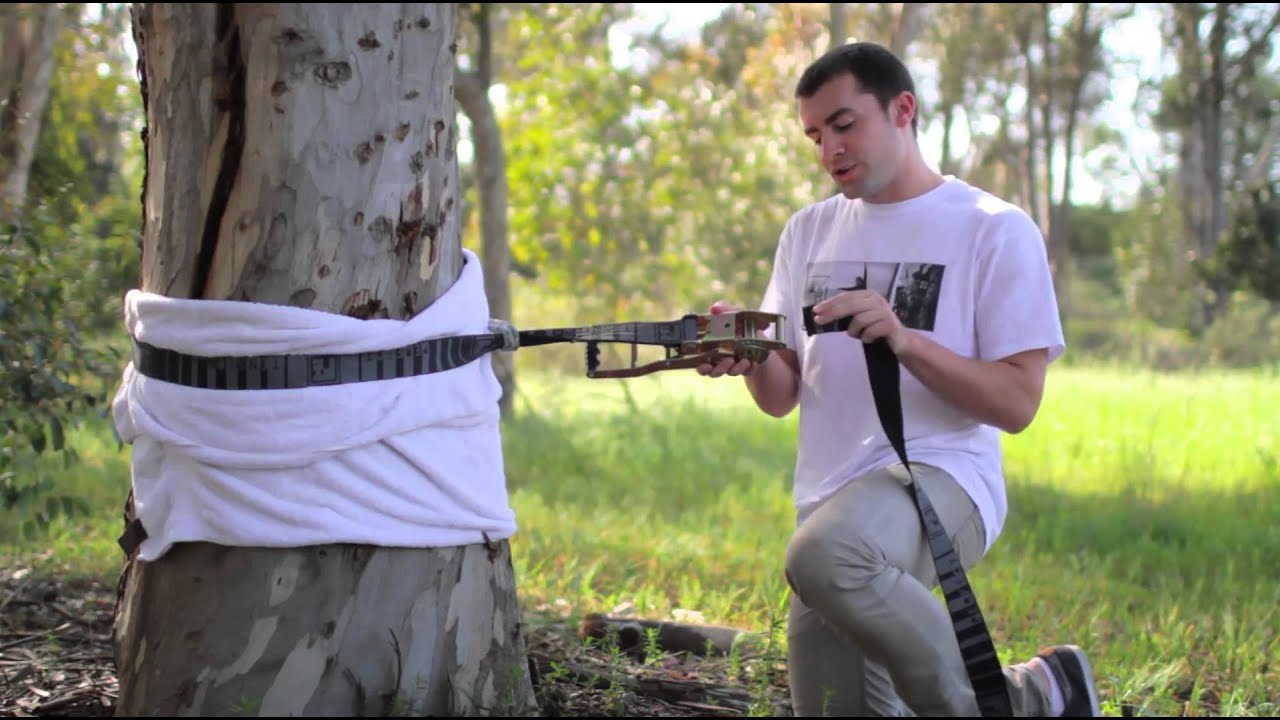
[577,613,762,661]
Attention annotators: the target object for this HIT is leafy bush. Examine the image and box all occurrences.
[0,205,125,533]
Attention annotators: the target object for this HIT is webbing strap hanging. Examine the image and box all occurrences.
[863,340,1013,717]
[803,305,1011,716]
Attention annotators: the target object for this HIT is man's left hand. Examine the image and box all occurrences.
[811,290,914,355]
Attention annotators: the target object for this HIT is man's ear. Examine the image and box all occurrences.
[893,92,916,130]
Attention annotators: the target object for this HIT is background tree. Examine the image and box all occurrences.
[457,3,517,417]
[0,3,63,210]
[1157,2,1280,329]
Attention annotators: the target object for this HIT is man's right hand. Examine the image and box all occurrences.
[696,301,762,378]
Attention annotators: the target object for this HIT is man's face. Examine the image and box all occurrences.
[798,73,909,201]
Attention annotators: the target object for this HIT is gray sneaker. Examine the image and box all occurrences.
[1037,645,1102,717]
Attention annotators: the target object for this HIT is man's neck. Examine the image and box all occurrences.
[866,149,945,204]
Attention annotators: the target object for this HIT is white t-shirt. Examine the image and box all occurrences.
[759,176,1065,551]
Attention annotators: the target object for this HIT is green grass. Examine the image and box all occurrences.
[3,364,1278,716]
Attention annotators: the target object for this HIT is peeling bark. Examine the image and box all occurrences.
[114,542,534,716]
[115,3,534,716]
[131,2,461,312]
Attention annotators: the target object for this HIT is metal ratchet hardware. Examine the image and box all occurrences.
[521,310,786,379]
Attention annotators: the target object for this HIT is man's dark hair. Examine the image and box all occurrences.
[795,42,918,135]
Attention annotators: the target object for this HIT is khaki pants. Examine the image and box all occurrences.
[784,463,1050,717]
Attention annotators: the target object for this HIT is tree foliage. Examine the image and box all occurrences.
[1,208,118,531]
[1214,182,1280,303]
[496,4,831,322]
[498,3,675,321]
[1,3,140,522]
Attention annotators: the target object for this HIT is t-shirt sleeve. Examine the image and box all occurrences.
[974,210,1066,363]
[758,220,801,351]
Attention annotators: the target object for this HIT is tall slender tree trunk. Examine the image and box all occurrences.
[112,4,535,716]
[1016,16,1043,235]
[829,3,848,49]
[457,4,514,418]
[1049,3,1103,326]
[1171,2,1232,330]
[0,2,61,210]
[889,3,926,57]
[1200,4,1229,326]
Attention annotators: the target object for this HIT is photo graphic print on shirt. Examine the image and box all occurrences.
[804,260,945,332]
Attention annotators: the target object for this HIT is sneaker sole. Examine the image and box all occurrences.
[1063,645,1101,717]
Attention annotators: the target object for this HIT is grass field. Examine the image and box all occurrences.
[3,363,1277,716]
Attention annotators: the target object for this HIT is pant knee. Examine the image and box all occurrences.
[784,523,885,605]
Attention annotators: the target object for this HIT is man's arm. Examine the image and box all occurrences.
[896,333,1048,434]
[810,290,1049,434]
[744,347,801,418]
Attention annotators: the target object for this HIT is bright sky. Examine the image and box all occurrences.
[615,3,1174,209]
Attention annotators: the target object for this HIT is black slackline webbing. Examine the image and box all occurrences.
[129,333,509,392]
[804,306,1013,717]
[127,318,702,391]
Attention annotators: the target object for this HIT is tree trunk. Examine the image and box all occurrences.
[1200,3,1229,326]
[829,3,848,49]
[1049,3,1103,326]
[0,2,61,210]
[933,4,983,178]
[113,4,535,716]
[1037,2,1056,237]
[1171,2,1230,331]
[889,3,926,57]
[1015,14,1043,235]
[456,4,514,418]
